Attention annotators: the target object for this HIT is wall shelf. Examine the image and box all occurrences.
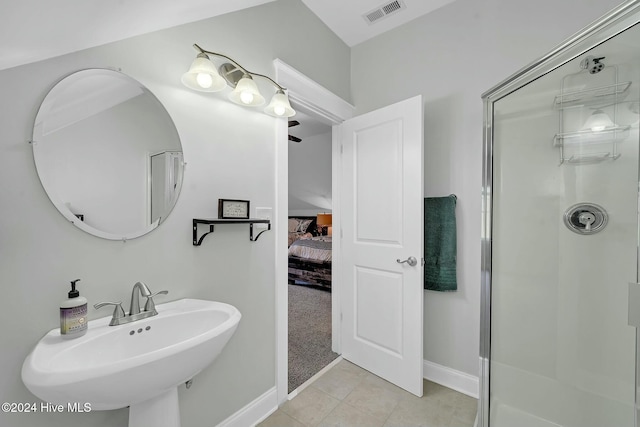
[192,218,271,246]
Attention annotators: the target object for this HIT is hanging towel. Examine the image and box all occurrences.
[424,195,457,292]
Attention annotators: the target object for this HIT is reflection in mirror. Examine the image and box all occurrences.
[32,69,184,240]
[150,150,182,224]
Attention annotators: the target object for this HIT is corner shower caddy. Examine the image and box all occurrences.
[553,63,631,165]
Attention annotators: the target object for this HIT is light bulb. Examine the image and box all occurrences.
[182,53,226,92]
[591,125,606,132]
[229,74,265,106]
[264,89,295,117]
[240,91,254,104]
[196,73,213,89]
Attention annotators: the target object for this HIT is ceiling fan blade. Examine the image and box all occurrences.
[288,135,302,143]
[288,120,300,128]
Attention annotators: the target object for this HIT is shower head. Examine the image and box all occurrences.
[580,55,605,74]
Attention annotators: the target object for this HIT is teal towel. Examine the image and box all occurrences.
[424,195,457,292]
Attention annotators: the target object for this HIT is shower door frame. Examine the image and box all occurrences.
[479,1,640,426]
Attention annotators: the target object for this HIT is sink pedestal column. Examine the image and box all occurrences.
[129,387,180,427]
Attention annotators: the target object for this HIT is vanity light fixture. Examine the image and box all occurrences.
[182,44,296,118]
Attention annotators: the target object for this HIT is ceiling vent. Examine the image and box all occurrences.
[364,0,406,25]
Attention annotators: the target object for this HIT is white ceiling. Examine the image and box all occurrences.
[0,0,276,71]
[0,0,455,71]
[289,110,331,141]
[302,0,456,46]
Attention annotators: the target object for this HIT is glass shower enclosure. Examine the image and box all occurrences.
[481,2,640,426]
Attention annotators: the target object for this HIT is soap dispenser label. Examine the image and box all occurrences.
[60,305,87,334]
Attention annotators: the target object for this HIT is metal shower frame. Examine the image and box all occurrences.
[479,1,640,426]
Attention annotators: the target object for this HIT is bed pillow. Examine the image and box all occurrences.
[297,219,313,233]
[288,218,300,232]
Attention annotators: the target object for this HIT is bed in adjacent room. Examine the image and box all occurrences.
[288,216,332,288]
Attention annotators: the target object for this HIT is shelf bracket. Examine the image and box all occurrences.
[250,222,272,242]
[192,218,271,246]
[193,219,215,246]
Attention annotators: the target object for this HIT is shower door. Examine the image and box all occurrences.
[481,3,640,427]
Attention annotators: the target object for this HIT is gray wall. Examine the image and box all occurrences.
[351,0,623,378]
[0,1,349,426]
[288,131,332,216]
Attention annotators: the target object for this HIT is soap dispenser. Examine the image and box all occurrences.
[60,279,87,339]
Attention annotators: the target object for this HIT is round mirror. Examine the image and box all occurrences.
[32,69,184,240]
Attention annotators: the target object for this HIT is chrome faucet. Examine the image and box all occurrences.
[129,281,152,316]
[94,282,168,326]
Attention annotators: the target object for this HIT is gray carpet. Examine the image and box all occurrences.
[288,284,339,392]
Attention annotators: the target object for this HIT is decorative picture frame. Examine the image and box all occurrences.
[218,199,250,219]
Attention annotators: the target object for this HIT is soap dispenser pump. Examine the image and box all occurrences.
[60,279,87,339]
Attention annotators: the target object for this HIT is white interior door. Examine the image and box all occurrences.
[339,95,424,396]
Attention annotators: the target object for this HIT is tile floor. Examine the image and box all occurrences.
[258,359,477,427]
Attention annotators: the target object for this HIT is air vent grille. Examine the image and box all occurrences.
[364,0,406,25]
[366,9,385,23]
[382,1,402,14]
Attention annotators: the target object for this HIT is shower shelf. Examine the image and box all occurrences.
[553,81,631,109]
[554,65,631,166]
[554,125,629,165]
[553,125,630,146]
[565,152,620,164]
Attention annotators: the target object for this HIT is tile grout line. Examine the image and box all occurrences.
[262,361,478,427]
[315,372,402,427]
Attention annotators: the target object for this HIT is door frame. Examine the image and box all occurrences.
[273,59,355,404]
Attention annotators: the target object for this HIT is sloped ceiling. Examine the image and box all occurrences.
[301,0,457,46]
[0,0,457,71]
[0,0,275,71]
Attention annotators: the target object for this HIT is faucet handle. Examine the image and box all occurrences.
[143,290,168,313]
[94,301,126,326]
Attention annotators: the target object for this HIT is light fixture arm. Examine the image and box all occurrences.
[192,44,286,92]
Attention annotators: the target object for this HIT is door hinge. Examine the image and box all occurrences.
[340,144,343,154]
[629,282,640,327]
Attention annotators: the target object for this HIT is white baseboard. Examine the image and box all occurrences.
[216,386,278,427]
[423,360,479,399]
[218,361,477,427]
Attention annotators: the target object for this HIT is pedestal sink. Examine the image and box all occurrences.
[22,298,241,427]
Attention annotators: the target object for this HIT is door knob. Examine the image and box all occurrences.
[396,256,417,267]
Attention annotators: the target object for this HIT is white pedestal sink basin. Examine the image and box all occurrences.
[22,298,241,427]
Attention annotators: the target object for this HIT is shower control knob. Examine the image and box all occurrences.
[564,203,608,235]
[578,212,596,231]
